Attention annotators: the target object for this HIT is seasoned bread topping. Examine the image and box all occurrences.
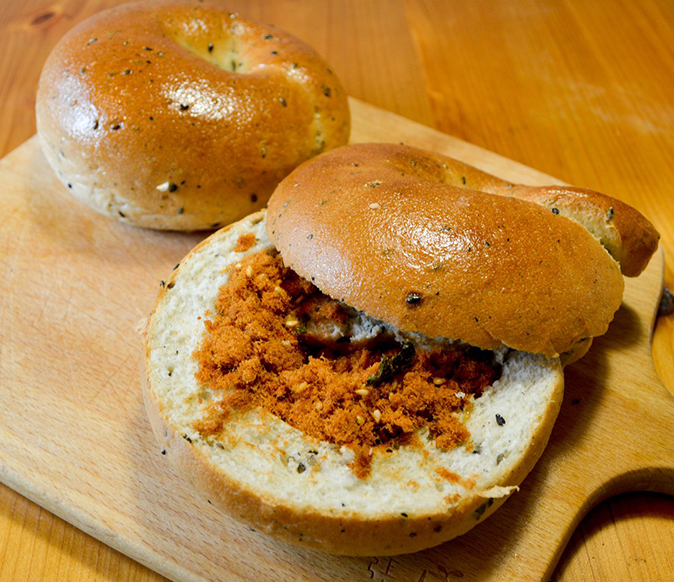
[194,247,500,478]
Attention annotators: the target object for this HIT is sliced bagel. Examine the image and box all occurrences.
[143,143,657,555]
[143,212,564,555]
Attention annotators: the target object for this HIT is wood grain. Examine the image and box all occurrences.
[0,0,673,580]
[1,98,672,582]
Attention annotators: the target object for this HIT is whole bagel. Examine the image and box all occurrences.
[36,0,350,230]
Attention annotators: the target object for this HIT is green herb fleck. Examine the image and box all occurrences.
[474,498,494,520]
[366,340,416,386]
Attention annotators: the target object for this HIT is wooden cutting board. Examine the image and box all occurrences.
[0,98,672,582]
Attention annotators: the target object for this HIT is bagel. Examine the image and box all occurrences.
[267,143,659,357]
[142,144,658,555]
[36,0,350,231]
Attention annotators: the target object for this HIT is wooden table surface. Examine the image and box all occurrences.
[1,0,673,580]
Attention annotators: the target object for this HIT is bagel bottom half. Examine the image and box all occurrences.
[142,210,564,556]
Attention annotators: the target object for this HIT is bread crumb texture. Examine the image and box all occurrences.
[145,213,563,520]
[193,248,501,478]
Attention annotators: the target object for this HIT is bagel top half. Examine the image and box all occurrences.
[267,143,659,358]
[36,0,350,231]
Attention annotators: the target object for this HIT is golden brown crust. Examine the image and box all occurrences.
[267,143,626,358]
[36,0,350,230]
[384,149,659,277]
[505,186,660,277]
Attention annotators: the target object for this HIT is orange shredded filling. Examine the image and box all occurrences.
[193,248,500,478]
[232,232,257,252]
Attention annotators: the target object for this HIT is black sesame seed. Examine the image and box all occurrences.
[180,104,190,111]
[279,97,287,107]
[161,448,166,455]
[401,512,408,518]
[271,50,278,55]
[176,207,184,214]
[406,292,422,305]
[495,414,506,426]
[168,183,178,192]
[208,43,214,52]
[551,207,560,215]
[264,34,273,39]
[297,463,306,474]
